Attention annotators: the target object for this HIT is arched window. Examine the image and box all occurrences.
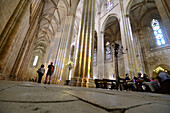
[107,0,113,12]
[151,19,166,46]
[105,42,111,60]
[93,48,97,64]
[33,56,38,66]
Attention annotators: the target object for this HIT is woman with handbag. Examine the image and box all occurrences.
[37,64,45,83]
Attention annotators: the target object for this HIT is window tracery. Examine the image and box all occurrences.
[151,19,166,46]
[93,48,97,64]
[105,42,111,60]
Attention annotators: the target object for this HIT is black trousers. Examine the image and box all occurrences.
[38,73,43,83]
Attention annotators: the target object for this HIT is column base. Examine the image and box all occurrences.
[81,77,86,87]
[68,77,77,86]
[64,80,70,85]
[0,73,5,80]
[51,81,57,84]
[58,80,65,85]
[51,77,56,84]
[76,77,81,87]
[86,78,95,88]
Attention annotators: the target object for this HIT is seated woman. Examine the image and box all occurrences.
[135,72,144,91]
[150,76,160,92]
[143,74,156,92]
[124,73,134,91]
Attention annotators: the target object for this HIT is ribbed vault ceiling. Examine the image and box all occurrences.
[34,0,79,55]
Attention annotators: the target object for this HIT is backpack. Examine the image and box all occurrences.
[51,66,54,73]
[37,68,41,73]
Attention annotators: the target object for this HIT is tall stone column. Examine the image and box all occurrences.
[97,30,105,79]
[119,0,139,78]
[54,15,75,85]
[0,0,31,80]
[10,1,44,81]
[72,0,95,88]
[133,29,145,74]
[154,0,170,40]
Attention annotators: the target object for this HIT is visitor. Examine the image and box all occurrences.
[44,62,55,84]
[135,72,144,91]
[124,73,133,91]
[143,74,156,92]
[150,76,160,91]
[143,74,150,82]
[125,73,131,82]
[136,72,144,82]
[157,71,170,94]
[157,71,170,83]
[37,64,45,83]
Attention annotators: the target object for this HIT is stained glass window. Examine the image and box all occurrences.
[107,0,113,12]
[93,49,97,64]
[106,42,111,60]
[151,19,166,46]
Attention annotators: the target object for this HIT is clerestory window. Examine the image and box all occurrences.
[33,56,38,66]
[107,0,113,12]
[105,42,111,60]
[151,19,166,46]
[93,48,97,64]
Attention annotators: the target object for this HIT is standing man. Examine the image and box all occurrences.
[44,62,54,84]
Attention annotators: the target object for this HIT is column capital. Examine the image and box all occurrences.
[67,14,75,18]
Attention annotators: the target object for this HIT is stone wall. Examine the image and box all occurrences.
[139,26,170,77]
[0,0,31,79]
[93,65,97,79]
[104,62,114,79]
[145,48,170,76]
[0,0,20,35]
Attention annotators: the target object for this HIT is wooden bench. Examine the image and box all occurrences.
[95,79,117,89]
[94,79,105,88]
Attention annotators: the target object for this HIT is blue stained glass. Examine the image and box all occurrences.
[161,39,165,44]
[154,31,157,35]
[156,34,163,39]
[107,0,113,12]
[106,46,111,60]
[157,40,161,45]
[151,19,166,46]
[158,29,162,33]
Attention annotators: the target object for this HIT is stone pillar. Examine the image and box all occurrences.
[50,32,62,84]
[97,30,105,79]
[72,0,95,88]
[133,29,146,74]
[119,0,139,78]
[154,0,170,39]
[10,0,44,81]
[0,0,31,80]
[54,15,75,85]
[114,43,119,79]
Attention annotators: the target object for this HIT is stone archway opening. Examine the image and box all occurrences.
[152,65,170,78]
[103,16,124,79]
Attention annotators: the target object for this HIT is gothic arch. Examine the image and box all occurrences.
[151,64,170,77]
[101,14,119,32]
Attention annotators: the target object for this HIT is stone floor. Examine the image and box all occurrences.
[0,80,170,113]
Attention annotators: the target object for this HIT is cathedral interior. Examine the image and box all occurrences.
[0,0,170,87]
